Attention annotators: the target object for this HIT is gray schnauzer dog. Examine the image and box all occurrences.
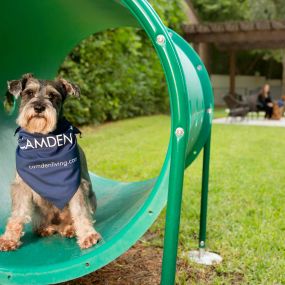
[0,73,100,251]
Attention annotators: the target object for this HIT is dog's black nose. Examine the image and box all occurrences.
[34,104,46,114]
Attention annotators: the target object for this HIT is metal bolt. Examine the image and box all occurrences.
[175,127,184,137]
[197,65,202,71]
[207,108,212,114]
[200,241,205,247]
[156,34,166,45]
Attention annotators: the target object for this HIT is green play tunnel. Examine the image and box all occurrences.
[0,0,213,284]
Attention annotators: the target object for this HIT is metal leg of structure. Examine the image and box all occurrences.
[161,129,187,285]
[189,131,222,265]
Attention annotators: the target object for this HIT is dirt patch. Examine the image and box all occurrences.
[61,241,162,285]
[61,240,244,285]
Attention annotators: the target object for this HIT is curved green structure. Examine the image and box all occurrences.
[0,1,213,284]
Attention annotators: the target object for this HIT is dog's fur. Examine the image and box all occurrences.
[0,73,100,251]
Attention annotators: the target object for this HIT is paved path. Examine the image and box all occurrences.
[213,117,285,127]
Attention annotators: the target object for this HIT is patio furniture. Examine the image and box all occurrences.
[223,94,250,118]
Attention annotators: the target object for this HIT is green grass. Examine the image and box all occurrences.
[213,107,227,119]
[80,115,285,284]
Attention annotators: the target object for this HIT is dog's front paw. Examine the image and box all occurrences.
[0,237,21,251]
[78,232,101,249]
[59,225,76,238]
[36,225,56,237]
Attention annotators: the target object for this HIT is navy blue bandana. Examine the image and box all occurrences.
[15,118,81,209]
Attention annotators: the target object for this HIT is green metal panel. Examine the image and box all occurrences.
[169,30,213,165]
[0,0,138,99]
[0,0,213,284]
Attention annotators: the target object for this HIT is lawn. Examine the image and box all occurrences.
[79,114,285,285]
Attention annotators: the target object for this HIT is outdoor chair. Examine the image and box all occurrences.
[223,94,250,118]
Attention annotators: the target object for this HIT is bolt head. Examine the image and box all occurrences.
[175,127,184,137]
[156,34,166,45]
[197,65,202,71]
[200,241,205,246]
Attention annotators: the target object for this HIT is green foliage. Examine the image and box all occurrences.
[191,0,248,22]
[244,0,285,64]
[191,0,285,22]
[59,0,185,125]
[150,0,186,32]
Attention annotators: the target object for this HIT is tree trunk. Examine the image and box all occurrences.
[282,50,285,96]
[229,50,236,95]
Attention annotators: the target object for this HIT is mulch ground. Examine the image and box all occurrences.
[61,241,163,285]
[61,234,244,285]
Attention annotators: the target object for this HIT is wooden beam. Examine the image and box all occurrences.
[271,21,285,30]
[217,41,285,51]
[282,51,285,96]
[239,21,255,31]
[255,20,271,30]
[229,50,236,95]
[183,30,285,46]
[224,22,240,32]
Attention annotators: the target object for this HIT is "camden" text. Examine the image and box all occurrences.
[20,133,73,150]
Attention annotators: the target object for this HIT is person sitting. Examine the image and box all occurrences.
[257,84,273,119]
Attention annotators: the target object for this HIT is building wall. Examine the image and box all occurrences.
[211,74,282,106]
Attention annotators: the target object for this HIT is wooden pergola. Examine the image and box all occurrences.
[182,20,285,95]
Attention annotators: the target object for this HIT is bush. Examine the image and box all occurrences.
[58,0,185,125]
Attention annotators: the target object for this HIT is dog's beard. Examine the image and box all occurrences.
[17,105,57,135]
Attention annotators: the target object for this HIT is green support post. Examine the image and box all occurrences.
[189,128,222,265]
[199,130,211,249]
[161,128,187,285]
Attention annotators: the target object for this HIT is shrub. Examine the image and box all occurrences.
[58,0,185,125]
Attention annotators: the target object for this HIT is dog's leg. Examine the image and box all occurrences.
[69,183,100,249]
[32,206,56,237]
[32,195,58,237]
[58,224,76,238]
[0,175,33,251]
[57,210,76,238]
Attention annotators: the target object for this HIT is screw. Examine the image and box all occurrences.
[175,127,184,137]
[200,241,205,247]
[156,34,166,45]
[197,65,202,71]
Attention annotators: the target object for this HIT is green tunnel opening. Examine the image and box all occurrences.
[0,0,213,284]
[0,1,174,283]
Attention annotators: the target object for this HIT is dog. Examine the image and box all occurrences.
[0,73,100,251]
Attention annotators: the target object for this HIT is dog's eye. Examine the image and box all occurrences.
[26,90,34,97]
[48,92,57,99]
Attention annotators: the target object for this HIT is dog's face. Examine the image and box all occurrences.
[7,73,80,134]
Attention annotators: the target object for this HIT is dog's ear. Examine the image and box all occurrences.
[7,80,22,98]
[57,78,80,98]
[7,73,34,98]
